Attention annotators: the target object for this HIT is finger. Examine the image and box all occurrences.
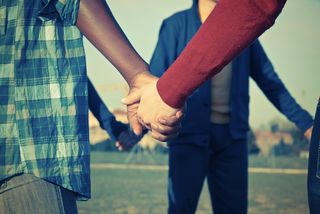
[175,110,184,119]
[116,142,126,150]
[137,116,152,132]
[131,117,143,136]
[150,130,179,142]
[115,141,122,149]
[157,114,183,126]
[121,89,142,105]
[137,116,146,128]
[128,110,143,135]
[117,144,123,151]
[151,122,181,135]
[126,102,144,135]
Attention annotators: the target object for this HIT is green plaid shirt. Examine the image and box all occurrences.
[0,0,90,199]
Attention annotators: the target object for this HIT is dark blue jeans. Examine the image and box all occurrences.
[308,100,320,214]
[168,124,248,214]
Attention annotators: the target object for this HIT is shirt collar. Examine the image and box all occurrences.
[191,0,202,28]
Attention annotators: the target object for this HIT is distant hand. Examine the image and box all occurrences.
[115,129,146,151]
[304,126,313,141]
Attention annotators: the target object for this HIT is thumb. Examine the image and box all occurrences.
[128,110,143,135]
[121,89,142,105]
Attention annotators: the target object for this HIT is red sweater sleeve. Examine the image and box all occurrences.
[157,0,287,108]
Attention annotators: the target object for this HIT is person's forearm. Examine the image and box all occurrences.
[88,79,114,123]
[157,0,287,108]
[77,0,149,86]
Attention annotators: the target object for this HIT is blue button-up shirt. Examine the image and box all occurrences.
[0,0,90,199]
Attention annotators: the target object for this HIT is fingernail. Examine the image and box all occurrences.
[133,128,141,136]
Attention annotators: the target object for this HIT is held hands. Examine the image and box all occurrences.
[124,71,157,136]
[115,129,146,151]
[123,72,183,142]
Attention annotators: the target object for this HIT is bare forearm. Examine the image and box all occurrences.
[77,0,149,86]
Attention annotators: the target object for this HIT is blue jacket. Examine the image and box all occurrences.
[150,2,313,143]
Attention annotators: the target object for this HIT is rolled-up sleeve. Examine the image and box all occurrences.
[38,0,80,25]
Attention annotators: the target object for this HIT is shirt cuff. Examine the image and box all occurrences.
[101,118,128,141]
[299,118,314,133]
[38,0,80,25]
[157,78,186,109]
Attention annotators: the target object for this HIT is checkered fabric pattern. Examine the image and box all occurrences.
[0,0,90,199]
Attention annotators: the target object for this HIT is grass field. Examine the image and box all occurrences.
[77,152,309,214]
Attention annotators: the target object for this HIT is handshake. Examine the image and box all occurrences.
[121,71,184,143]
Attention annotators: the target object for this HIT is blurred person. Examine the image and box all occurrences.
[148,0,313,213]
[308,98,320,214]
[0,0,178,213]
[123,0,287,132]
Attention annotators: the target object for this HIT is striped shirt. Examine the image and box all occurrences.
[0,0,90,199]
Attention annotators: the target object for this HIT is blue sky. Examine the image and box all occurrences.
[85,0,320,129]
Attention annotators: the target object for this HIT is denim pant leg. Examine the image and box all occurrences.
[168,143,210,214]
[0,174,78,214]
[308,100,320,214]
[207,124,248,214]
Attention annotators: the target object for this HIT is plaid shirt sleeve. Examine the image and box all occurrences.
[38,0,80,25]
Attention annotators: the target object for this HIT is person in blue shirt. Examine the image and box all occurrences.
[150,0,313,213]
[88,79,142,150]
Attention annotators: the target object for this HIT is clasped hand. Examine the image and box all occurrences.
[122,72,184,142]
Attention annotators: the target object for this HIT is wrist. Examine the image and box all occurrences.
[102,119,128,140]
[128,71,157,89]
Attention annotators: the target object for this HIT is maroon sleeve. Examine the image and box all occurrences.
[157,0,287,108]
